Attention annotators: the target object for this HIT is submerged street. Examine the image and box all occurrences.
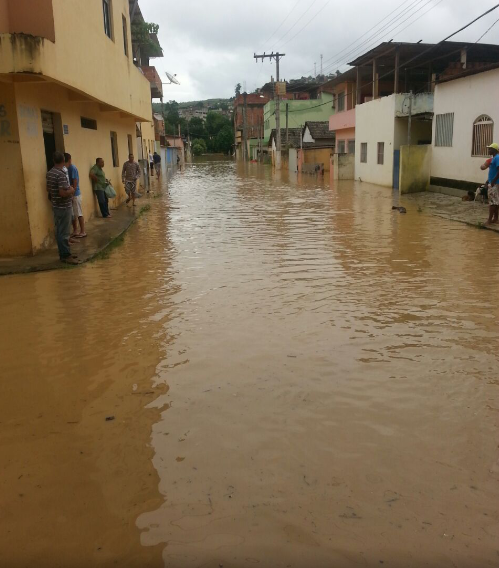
[1,159,499,568]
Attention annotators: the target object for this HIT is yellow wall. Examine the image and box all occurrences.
[0,0,151,121]
[399,145,431,194]
[0,82,32,255]
[303,148,333,172]
[12,81,139,252]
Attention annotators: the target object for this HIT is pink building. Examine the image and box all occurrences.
[327,68,358,155]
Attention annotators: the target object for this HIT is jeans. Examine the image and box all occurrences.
[52,207,72,259]
[95,189,109,217]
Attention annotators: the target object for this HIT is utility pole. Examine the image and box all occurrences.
[254,52,285,170]
[242,91,248,162]
[286,103,289,146]
[320,54,323,76]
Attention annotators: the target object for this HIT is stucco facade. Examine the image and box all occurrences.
[355,94,433,188]
[263,93,334,142]
[0,0,155,256]
[430,67,499,189]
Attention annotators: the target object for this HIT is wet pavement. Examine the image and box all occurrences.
[1,158,498,568]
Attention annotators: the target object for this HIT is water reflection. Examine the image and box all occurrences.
[138,160,499,567]
[1,159,498,568]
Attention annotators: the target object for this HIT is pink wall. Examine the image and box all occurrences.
[329,108,355,131]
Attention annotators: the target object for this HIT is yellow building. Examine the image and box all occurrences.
[0,0,159,256]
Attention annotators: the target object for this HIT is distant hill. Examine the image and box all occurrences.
[152,98,232,113]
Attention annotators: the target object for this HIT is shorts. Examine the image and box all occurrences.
[72,195,83,219]
[125,180,139,196]
[488,185,499,206]
[154,162,161,174]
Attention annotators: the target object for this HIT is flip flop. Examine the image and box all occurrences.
[75,233,87,238]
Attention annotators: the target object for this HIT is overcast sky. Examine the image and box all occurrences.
[139,0,499,103]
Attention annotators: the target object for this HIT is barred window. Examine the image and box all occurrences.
[377,142,384,165]
[337,140,345,153]
[360,143,367,163]
[348,140,355,155]
[472,115,494,157]
[435,113,454,147]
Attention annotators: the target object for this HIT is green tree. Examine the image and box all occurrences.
[188,117,205,139]
[235,83,242,97]
[192,138,207,156]
[215,125,234,154]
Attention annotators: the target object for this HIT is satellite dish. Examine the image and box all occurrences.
[165,71,180,85]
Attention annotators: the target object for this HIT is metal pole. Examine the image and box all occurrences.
[243,92,248,161]
[275,54,282,171]
[286,103,289,145]
[407,90,413,147]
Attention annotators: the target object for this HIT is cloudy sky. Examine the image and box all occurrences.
[139,0,499,103]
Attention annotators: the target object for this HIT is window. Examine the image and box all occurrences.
[348,140,355,155]
[337,140,346,154]
[377,142,384,165]
[472,115,494,157]
[360,143,367,163]
[81,117,97,130]
[103,0,112,39]
[122,15,128,56]
[337,91,345,112]
[435,113,454,147]
[110,131,119,167]
[127,134,133,154]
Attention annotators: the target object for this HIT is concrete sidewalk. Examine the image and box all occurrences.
[0,199,151,276]
[404,191,499,234]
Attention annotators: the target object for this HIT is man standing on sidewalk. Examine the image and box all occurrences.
[65,153,86,238]
[46,152,77,265]
[122,153,141,207]
[89,158,111,218]
[153,151,162,180]
[486,143,499,224]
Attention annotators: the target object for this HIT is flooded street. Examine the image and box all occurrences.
[1,158,499,568]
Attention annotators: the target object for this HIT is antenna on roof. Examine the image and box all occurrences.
[164,72,180,85]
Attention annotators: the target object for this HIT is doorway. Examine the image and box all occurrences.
[41,110,64,170]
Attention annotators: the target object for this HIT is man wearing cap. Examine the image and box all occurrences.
[486,143,499,224]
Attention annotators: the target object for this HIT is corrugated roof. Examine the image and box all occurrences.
[304,121,335,140]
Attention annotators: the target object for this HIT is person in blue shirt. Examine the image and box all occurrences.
[486,143,499,224]
[65,153,86,238]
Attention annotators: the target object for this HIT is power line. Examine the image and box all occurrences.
[475,16,499,43]
[271,3,499,115]
[260,0,301,50]
[271,0,321,49]
[281,1,332,48]
[294,0,439,91]
[278,0,437,94]
[292,0,426,84]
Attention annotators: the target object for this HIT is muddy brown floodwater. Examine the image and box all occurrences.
[1,158,499,568]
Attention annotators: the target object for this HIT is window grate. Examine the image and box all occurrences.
[472,115,494,157]
[337,91,345,112]
[435,113,454,147]
[110,131,119,167]
[337,140,345,154]
[348,140,355,155]
[360,143,367,163]
[377,142,384,165]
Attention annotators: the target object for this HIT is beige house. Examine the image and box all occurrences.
[0,0,157,257]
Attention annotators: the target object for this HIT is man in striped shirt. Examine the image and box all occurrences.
[46,152,77,264]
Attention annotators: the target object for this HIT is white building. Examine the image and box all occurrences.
[355,93,433,188]
[430,65,499,195]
